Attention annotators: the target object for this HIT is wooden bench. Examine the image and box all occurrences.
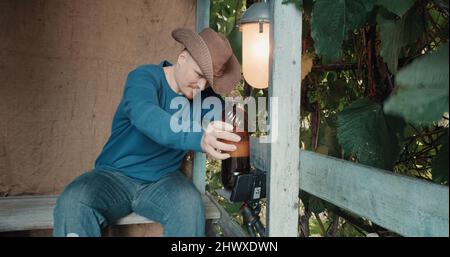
[0,194,220,233]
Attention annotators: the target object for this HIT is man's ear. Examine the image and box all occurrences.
[177,50,188,65]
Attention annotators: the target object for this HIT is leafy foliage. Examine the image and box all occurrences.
[210,0,246,63]
[292,0,448,236]
[377,5,426,73]
[432,129,449,183]
[210,0,245,35]
[384,43,449,124]
[337,98,402,170]
[311,0,375,63]
[376,0,417,17]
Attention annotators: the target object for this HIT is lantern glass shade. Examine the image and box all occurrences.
[241,22,270,89]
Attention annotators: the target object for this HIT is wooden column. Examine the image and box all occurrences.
[193,0,210,193]
[266,0,302,236]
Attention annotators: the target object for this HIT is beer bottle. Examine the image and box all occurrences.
[221,103,251,189]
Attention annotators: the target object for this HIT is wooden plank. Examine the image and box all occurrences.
[0,194,220,232]
[192,0,210,194]
[250,136,449,237]
[266,0,302,237]
[0,195,57,232]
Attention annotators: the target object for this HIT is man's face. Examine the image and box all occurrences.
[174,50,208,100]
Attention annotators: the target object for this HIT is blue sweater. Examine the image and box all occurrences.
[95,60,223,182]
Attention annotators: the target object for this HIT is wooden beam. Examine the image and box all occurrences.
[266,0,302,236]
[250,136,450,237]
[193,0,210,193]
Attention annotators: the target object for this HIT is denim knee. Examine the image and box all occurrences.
[174,188,204,219]
[168,176,205,219]
[55,172,99,210]
[164,180,205,236]
[53,172,109,237]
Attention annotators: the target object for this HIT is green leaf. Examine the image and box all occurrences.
[376,0,416,17]
[385,114,406,141]
[384,44,449,124]
[377,6,425,73]
[402,7,425,46]
[337,98,400,170]
[377,10,404,74]
[432,130,449,184]
[311,0,374,63]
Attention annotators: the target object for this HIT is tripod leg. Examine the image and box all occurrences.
[241,204,257,237]
[242,202,266,237]
[253,220,266,237]
[246,223,257,237]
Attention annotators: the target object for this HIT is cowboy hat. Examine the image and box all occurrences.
[171,27,241,95]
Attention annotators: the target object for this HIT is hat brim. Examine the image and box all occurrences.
[212,54,241,95]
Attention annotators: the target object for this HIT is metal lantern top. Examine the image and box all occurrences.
[238,1,270,25]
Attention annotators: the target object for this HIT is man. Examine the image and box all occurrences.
[53,28,241,237]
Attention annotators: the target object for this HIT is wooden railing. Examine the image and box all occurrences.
[250,136,449,237]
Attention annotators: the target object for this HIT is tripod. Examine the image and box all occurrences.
[240,200,266,237]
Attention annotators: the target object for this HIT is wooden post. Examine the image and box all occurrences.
[193,0,210,193]
[266,0,302,236]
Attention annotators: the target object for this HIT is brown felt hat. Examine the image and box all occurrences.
[171,27,241,95]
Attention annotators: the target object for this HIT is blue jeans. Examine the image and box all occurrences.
[53,169,205,237]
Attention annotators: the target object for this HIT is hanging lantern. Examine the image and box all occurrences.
[239,1,270,89]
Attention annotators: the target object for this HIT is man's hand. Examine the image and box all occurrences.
[200,121,241,160]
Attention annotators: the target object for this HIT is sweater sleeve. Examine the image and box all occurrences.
[122,68,204,152]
